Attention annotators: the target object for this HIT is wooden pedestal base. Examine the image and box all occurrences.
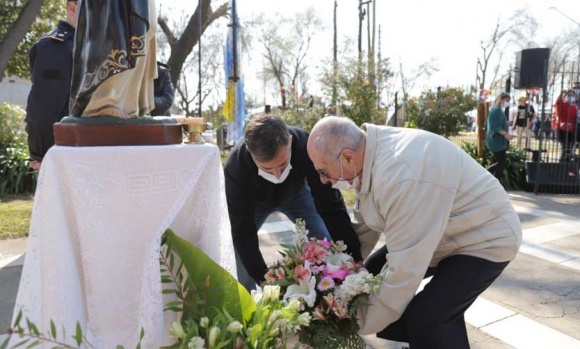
[53,117,184,146]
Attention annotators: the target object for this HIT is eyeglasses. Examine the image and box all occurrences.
[315,149,350,180]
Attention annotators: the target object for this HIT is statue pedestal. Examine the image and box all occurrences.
[53,116,183,146]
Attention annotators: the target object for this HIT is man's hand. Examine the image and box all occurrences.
[29,160,41,171]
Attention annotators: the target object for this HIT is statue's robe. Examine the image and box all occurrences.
[70,0,157,117]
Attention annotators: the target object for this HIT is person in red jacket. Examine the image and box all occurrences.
[554,90,577,162]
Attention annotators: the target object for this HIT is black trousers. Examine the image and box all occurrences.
[487,149,507,183]
[365,246,510,349]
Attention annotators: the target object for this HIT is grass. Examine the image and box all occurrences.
[341,190,356,208]
[0,194,33,240]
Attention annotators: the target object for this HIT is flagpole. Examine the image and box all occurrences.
[231,0,239,82]
[198,0,203,117]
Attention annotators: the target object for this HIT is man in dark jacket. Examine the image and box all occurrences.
[151,61,174,116]
[25,0,77,170]
[224,115,362,291]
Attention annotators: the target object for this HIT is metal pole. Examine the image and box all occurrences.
[198,0,203,117]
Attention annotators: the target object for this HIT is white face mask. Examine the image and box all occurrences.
[332,157,359,191]
[502,102,510,108]
[258,163,292,184]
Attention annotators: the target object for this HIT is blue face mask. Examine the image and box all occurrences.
[502,102,510,108]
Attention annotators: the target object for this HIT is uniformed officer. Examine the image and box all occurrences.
[25,0,78,171]
[151,61,175,116]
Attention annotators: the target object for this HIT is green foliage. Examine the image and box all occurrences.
[162,229,255,325]
[320,57,392,126]
[460,142,527,190]
[0,102,26,150]
[0,0,66,78]
[406,87,477,138]
[0,103,36,195]
[280,93,324,133]
[161,229,304,349]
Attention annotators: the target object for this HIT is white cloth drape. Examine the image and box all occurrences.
[11,144,235,348]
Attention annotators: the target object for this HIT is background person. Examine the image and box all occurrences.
[150,61,174,116]
[224,114,362,291]
[555,89,578,162]
[485,92,514,184]
[24,0,78,171]
[514,96,535,149]
[307,116,522,349]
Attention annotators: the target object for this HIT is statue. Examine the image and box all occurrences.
[69,0,157,118]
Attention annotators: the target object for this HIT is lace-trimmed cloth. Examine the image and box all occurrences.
[11,144,235,348]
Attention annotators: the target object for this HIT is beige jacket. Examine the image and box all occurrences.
[356,124,522,335]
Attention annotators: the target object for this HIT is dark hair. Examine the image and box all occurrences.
[244,115,289,162]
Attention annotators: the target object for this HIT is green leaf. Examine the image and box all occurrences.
[50,319,57,339]
[1,336,10,349]
[74,322,83,346]
[162,289,179,295]
[25,340,41,348]
[165,300,182,308]
[11,339,31,348]
[13,310,22,327]
[26,320,39,336]
[163,229,256,324]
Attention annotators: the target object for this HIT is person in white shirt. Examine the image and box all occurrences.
[307,116,522,349]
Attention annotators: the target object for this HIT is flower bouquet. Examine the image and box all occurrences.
[264,220,382,349]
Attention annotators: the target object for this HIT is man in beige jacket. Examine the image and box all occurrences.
[307,116,522,349]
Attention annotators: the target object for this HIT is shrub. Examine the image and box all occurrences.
[460,141,527,191]
[0,102,27,151]
[0,103,37,195]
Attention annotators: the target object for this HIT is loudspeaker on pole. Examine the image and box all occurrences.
[514,48,550,89]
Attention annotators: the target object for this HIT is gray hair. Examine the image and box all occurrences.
[309,116,363,159]
[244,114,290,162]
[492,92,510,108]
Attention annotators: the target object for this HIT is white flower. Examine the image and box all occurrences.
[283,276,317,308]
[251,289,263,304]
[208,327,220,348]
[200,317,209,328]
[226,320,243,333]
[286,299,301,311]
[263,285,281,302]
[325,252,353,274]
[296,312,312,326]
[169,322,185,339]
[338,271,381,300]
[188,336,205,349]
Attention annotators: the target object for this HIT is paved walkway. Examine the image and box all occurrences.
[1,191,580,348]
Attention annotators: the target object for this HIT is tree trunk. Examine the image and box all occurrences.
[166,0,228,88]
[0,0,44,80]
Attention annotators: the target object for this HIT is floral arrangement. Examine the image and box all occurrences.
[3,229,310,349]
[160,229,309,349]
[264,219,382,349]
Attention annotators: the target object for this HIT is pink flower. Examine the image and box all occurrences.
[303,242,327,264]
[310,265,325,275]
[333,299,350,320]
[265,269,277,283]
[312,305,327,321]
[294,262,311,283]
[323,266,349,281]
[318,239,331,248]
[322,293,336,309]
[317,277,335,291]
[275,267,286,280]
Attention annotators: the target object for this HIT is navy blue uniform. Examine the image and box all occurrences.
[151,62,174,116]
[25,21,75,162]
